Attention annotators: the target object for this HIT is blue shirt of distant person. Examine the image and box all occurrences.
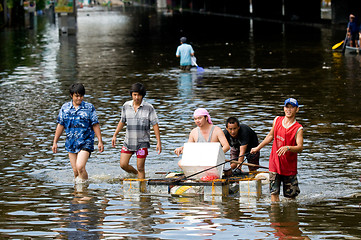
[176,37,194,71]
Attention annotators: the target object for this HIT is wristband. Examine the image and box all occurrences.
[287,146,290,151]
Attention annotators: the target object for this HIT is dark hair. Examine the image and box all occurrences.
[129,82,146,97]
[225,117,240,128]
[180,37,187,43]
[69,83,85,96]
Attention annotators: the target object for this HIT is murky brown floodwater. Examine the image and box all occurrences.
[0,5,361,239]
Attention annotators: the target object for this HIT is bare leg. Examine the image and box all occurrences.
[69,152,79,179]
[136,157,146,179]
[69,150,90,180]
[120,153,138,175]
[271,194,280,202]
[76,150,90,180]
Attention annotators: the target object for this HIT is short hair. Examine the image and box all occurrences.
[225,117,240,128]
[69,83,85,96]
[129,82,146,97]
[180,37,187,43]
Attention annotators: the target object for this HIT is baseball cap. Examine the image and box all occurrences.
[180,37,187,43]
[284,98,299,107]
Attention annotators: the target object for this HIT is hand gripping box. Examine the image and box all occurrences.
[179,142,226,180]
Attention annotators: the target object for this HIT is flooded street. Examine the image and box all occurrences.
[1,6,361,239]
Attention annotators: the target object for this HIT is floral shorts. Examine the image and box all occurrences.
[121,146,148,158]
[269,172,300,198]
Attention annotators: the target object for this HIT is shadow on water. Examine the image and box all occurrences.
[0,5,361,239]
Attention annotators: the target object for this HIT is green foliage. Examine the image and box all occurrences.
[36,0,46,10]
[6,0,14,9]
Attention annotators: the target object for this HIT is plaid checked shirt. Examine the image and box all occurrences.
[120,100,159,151]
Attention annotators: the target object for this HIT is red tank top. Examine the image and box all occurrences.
[269,116,303,176]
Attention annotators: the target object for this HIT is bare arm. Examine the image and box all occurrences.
[230,144,248,169]
[237,144,248,161]
[93,123,104,153]
[215,126,230,153]
[250,117,276,154]
[112,121,125,148]
[153,123,162,154]
[174,128,197,156]
[52,124,64,153]
[294,128,304,152]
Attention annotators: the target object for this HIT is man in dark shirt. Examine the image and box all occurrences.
[223,117,260,173]
[347,14,359,48]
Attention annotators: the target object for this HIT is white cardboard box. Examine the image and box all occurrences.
[179,142,226,180]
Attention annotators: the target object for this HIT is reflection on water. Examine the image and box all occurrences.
[61,186,105,239]
[1,5,361,239]
[57,35,78,84]
[178,72,195,100]
[269,203,310,240]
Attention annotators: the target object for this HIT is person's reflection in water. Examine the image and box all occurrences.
[178,72,193,100]
[269,203,310,240]
[64,185,108,239]
[123,196,158,235]
[178,72,203,101]
[194,71,204,86]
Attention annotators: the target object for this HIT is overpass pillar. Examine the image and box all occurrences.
[55,0,77,35]
[157,0,167,11]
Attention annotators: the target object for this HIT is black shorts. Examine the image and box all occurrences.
[351,33,360,41]
[81,148,92,157]
[179,65,191,71]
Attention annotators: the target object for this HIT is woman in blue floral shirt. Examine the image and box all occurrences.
[52,83,104,182]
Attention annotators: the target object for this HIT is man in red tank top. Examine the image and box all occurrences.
[251,98,304,202]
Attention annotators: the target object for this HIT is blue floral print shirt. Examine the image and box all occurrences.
[57,101,99,153]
